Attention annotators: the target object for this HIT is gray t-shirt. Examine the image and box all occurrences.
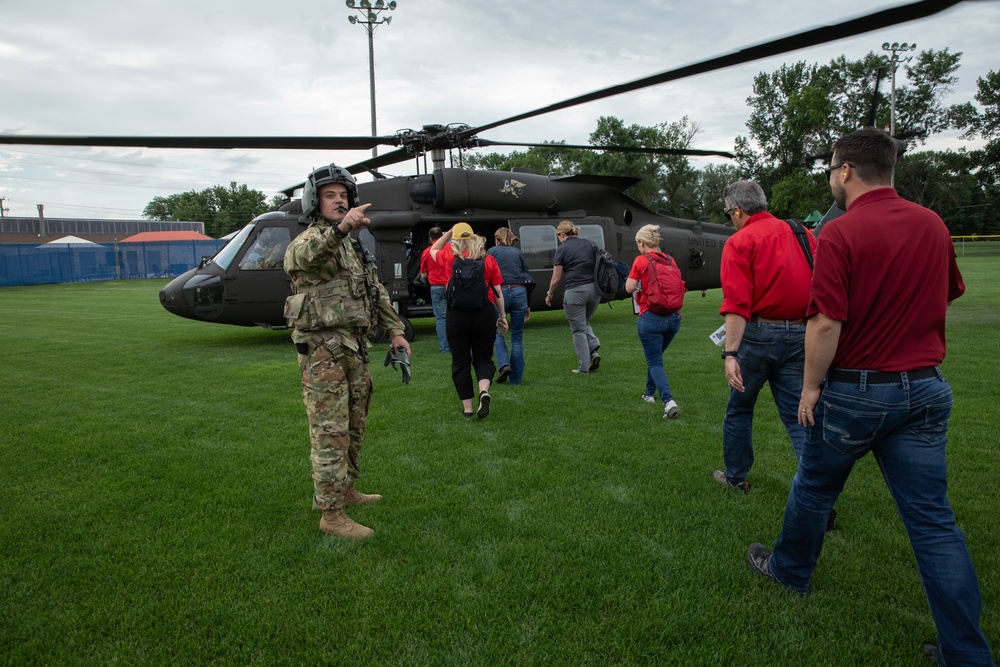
[553,236,596,290]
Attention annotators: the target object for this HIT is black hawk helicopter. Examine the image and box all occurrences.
[0,0,967,339]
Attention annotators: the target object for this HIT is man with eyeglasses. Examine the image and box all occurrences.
[747,128,992,665]
[713,180,817,497]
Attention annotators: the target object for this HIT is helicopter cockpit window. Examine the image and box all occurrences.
[211,222,256,271]
[238,227,291,271]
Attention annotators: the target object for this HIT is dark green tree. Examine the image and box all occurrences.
[738,49,973,217]
[466,116,703,212]
[143,181,270,238]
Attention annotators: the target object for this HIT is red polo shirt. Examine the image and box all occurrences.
[809,188,964,371]
[420,246,450,286]
[720,211,815,321]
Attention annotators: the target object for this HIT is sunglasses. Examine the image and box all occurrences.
[824,162,853,179]
[724,207,736,221]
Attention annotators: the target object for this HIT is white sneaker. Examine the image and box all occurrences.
[641,394,656,403]
[663,400,680,419]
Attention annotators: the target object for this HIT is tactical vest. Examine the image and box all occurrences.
[284,238,377,333]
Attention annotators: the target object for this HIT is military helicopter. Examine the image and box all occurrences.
[0,0,962,339]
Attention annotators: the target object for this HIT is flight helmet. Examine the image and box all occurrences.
[302,164,358,219]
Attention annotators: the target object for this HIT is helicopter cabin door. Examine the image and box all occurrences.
[508,217,615,309]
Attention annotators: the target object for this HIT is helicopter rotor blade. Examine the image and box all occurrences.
[0,134,402,151]
[477,140,736,159]
[345,148,415,175]
[463,0,962,138]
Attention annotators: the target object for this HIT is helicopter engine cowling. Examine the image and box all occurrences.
[431,168,556,213]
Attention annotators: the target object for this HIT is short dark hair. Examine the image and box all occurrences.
[832,127,901,186]
[428,226,443,241]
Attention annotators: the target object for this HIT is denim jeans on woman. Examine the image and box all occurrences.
[768,371,993,666]
[722,321,808,484]
[637,310,681,403]
[494,285,528,384]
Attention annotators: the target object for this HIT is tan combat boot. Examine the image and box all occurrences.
[319,509,374,540]
[344,484,382,506]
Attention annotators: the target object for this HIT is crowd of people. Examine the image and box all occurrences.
[282,127,992,664]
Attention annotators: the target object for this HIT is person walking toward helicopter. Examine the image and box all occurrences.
[283,164,410,541]
[488,227,533,385]
[431,223,508,418]
[624,224,682,419]
[544,220,602,374]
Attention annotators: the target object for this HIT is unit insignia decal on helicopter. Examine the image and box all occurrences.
[500,179,526,198]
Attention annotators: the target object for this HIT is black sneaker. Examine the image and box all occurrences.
[497,365,511,384]
[747,543,778,583]
[921,643,938,663]
[826,507,838,532]
[712,470,750,494]
[589,352,601,372]
[477,390,491,419]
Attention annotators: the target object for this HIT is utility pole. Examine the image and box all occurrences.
[0,196,9,218]
[346,0,398,161]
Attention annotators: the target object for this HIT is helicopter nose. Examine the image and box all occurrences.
[159,268,225,322]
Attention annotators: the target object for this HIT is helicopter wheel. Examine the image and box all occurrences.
[371,313,414,344]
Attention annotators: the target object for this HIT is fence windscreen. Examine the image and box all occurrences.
[0,240,227,287]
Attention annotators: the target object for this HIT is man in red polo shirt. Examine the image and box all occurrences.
[714,180,816,494]
[419,227,450,353]
[747,128,992,664]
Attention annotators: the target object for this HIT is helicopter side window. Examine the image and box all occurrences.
[518,225,558,270]
[238,227,291,271]
[577,224,607,249]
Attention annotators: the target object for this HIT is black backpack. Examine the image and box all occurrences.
[447,257,489,310]
[589,240,620,302]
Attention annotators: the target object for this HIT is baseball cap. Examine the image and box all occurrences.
[451,222,474,240]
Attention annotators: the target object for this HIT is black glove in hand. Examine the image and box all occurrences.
[383,345,411,384]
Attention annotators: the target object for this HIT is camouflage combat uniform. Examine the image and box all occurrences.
[284,217,404,512]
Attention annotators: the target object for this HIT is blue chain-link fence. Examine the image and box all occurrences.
[0,240,227,287]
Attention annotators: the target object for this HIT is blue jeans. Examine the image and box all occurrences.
[430,285,450,352]
[769,371,993,665]
[637,311,681,403]
[722,321,808,484]
[563,283,601,372]
[495,286,528,384]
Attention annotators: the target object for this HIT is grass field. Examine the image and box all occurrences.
[1,257,997,666]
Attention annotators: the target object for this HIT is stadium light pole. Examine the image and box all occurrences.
[347,0,398,161]
[881,41,915,187]
[881,41,916,138]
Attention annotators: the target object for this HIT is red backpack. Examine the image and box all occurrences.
[642,252,685,315]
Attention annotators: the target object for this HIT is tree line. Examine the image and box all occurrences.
[145,50,999,237]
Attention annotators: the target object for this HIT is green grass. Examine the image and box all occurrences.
[1,259,997,666]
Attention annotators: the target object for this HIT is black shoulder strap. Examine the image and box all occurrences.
[783,219,814,270]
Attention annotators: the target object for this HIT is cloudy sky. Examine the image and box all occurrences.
[1,0,997,222]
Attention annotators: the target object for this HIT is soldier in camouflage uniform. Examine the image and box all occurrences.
[284,164,410,540]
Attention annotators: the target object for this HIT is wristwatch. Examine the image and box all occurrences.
[332,223,350,238]
[721,350,738,359]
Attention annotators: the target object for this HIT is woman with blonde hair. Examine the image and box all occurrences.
[431,223,507,418]
[544,220,602,374]
[625,224,681,418]
[487,227,533,385]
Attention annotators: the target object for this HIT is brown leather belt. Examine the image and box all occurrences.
[754,316,806,326]
[828,367,939,385]
[502,284,527,288]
